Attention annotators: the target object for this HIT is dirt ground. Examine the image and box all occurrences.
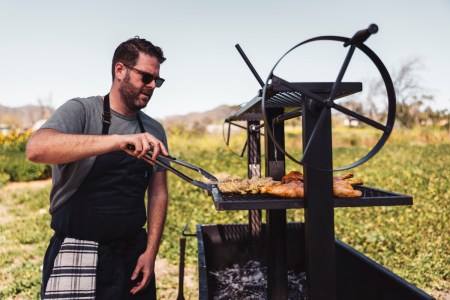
[155,258,198,299]
[3,178,53,191]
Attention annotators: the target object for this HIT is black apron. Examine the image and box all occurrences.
[42,94,157,299]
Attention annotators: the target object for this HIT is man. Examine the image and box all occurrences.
[26,37,169,299]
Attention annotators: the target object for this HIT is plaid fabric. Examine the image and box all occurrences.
[44,238,99,299]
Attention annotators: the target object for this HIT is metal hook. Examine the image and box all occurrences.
[181,223,196,237]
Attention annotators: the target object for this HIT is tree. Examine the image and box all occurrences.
[366,58,433,128]
[390,58,433,128]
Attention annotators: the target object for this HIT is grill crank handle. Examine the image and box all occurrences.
[181,222,196,237]
[177,236,186,300]
[344,24,378,47]
[176,224,196,300]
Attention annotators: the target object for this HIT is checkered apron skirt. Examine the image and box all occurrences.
[43,238,99,299]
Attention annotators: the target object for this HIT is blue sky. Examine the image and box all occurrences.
[1,0,449,119]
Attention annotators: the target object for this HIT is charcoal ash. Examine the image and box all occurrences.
[209,260,307,300]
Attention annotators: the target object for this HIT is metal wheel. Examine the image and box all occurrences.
[262,25,396,171]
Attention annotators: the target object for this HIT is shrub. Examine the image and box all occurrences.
[0,152,51,182]
[0,130,51,182]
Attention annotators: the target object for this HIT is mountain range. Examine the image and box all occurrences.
[0,104,54,129]
[0,103,236,130]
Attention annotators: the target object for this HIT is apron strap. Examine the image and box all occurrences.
[136,112,145,133]
[102,94,111,135]
[102,94,145,134]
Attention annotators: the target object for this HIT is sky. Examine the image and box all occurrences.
[1,0,449,120]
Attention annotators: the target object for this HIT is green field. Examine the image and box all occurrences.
[0,128,449,299]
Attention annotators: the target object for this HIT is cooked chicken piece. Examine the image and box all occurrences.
[218,176,249,194]
[282,171,361,185]
[260,180,304,198]
[221,175,243,182]
[218,176,277,194]
[346,178,363,186]
[281,171,304,183]
[246,176,277,194]
[333,180,362,198]
[333,172,354,182]
[333,173,363,185]
[333,172,363,186]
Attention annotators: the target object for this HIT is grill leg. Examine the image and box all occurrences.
[247,120,262,240]
[249,210,262,238]
[267,209,288,299]
[303,98,336,300]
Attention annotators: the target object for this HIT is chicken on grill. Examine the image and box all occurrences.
[333,172,354,182]
[260,180,304,198]
[281,171,304,183]
[218,171,363,198]
[333,180,362,198]
[218,176,277,194]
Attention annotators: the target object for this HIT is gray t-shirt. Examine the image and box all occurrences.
[40,96,168,214]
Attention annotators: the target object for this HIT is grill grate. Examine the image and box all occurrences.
[226,82,361,121]
[211,185,412,211]
[266,91,304,108]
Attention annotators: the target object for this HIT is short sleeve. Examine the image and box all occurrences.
[40,99,87,134]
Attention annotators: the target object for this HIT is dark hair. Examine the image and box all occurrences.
[111,36,166,80]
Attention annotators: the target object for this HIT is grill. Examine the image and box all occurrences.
[192,25,435,300]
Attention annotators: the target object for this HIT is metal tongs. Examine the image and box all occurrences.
[127,145,217,191]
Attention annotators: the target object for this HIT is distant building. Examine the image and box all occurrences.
[343,118,360,128]
[0,123,12,135]
[31,119,47,132]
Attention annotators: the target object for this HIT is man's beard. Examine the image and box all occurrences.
[118,73,151,112]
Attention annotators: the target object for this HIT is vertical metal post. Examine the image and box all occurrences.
[267,209,287,299]
[302,99,336,300]
[247,120,262,238]
[265,108,288,299]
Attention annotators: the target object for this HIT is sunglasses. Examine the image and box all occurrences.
[123,64,165,87]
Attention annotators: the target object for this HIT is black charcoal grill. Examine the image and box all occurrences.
[197,223,434,300]
[195,25,435,300]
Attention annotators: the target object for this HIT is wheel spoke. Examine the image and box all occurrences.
[333,103,388,131]
[226,121,231,145]
[328,45,356,101]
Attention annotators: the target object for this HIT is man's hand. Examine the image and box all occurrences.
[119,132,168,163]
[130,251,155,295]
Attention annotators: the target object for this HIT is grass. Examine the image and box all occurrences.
[0,127,449,299]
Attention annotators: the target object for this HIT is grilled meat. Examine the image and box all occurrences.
[218,172,363,198]
[260,180,304,198]
[333,180,362,198]
[333,172,354,182]
[281,171,304,183]
[218,176,277,194]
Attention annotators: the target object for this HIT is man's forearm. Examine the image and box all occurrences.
[145,172,169,262]
[26,128,169,165]
[26,129,120,164]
